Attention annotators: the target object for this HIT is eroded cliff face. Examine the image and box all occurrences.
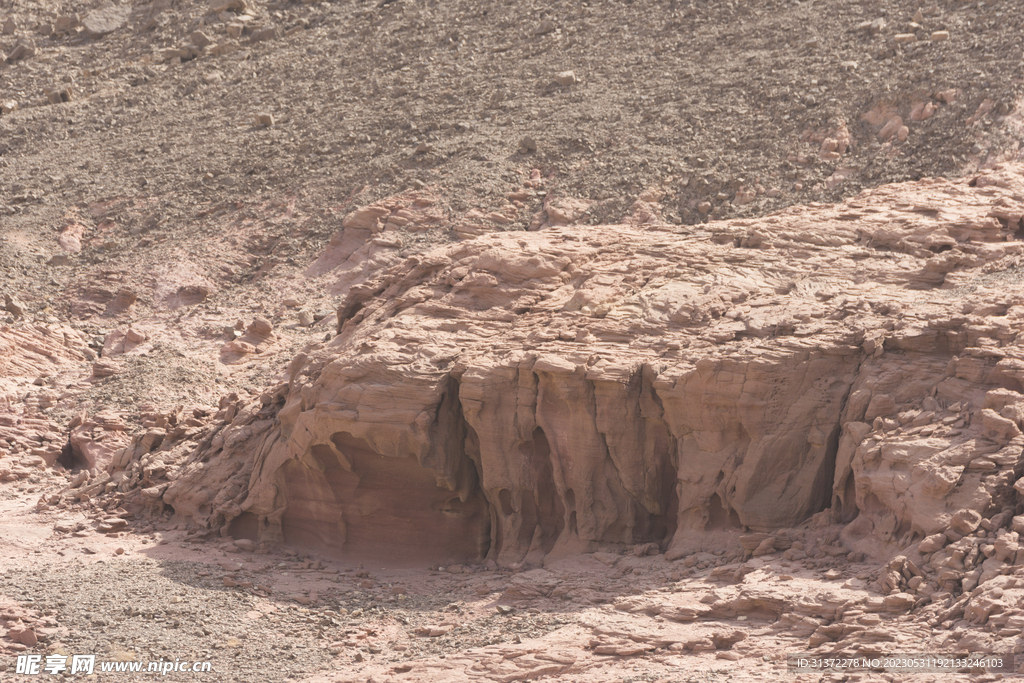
[122,165,1024,567]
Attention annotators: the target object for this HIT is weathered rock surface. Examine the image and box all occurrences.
[81,5,131,38]
[0,324,92,468]
[112,165,1024,568]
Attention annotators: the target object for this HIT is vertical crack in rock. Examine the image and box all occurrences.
[811,423,842,516]
[660,347,864,556]
[588,364,676,547]
[829,352,868,524]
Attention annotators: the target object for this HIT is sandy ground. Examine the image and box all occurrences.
[1,475,1009,683]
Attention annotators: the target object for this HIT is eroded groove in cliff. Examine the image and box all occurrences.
[811,424,842,516]
[459,418,492,560]
[805,361,862,522]
[828,353,869,524]
[273,376,490,563]
[706,493,742,531]
[526,427,566,555]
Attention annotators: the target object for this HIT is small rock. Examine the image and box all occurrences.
[255,113,274,127]
[233,538,256,552]
[883,592,916,613]
[103,516,128,529]
[553,70,576,86]
[591,551,621,566]
[910,101,937,122]
[919,533,947,554]
[191,31,213,48]
[211,0,247,12]
[2,18,16,34]
[633,542,659,557]
[6,294,28,316]
[123,327,146,344]
[856,18,886,35]
[519,136,537,153]
[594,642,653,656]
[893,33,917,44]
[700,591,720,604]
[54,16,75,33]
[666,606,709,623]
[8,626,37,647]
[247,318,274,338]
[533,19,556,35]
[115,547,124,555]
[252,26,281,42]
[92,360,121,378]
[980,409,1021,442]
[739,533,770,552]
[950,508,983,536]
[44,87,74,105]
[5,41,33,62]
[209,41,240,57]
[697,201,712,214]
[931,30,950,42]
[82,5,131,38]
[416,624,453,637]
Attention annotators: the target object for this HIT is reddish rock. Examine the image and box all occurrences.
[8,625,38,646]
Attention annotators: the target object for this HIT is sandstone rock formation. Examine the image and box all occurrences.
[109,165,1024,572]
[0,324,91,476]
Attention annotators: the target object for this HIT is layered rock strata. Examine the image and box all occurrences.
[113,165,1024,567]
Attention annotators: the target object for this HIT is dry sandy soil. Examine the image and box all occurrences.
[0,483,868,683]
[4,479,1011,683]
[2,0,1024,680]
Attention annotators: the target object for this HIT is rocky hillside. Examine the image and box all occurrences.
[1,0,1023,436]
[2,0,1024,351]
